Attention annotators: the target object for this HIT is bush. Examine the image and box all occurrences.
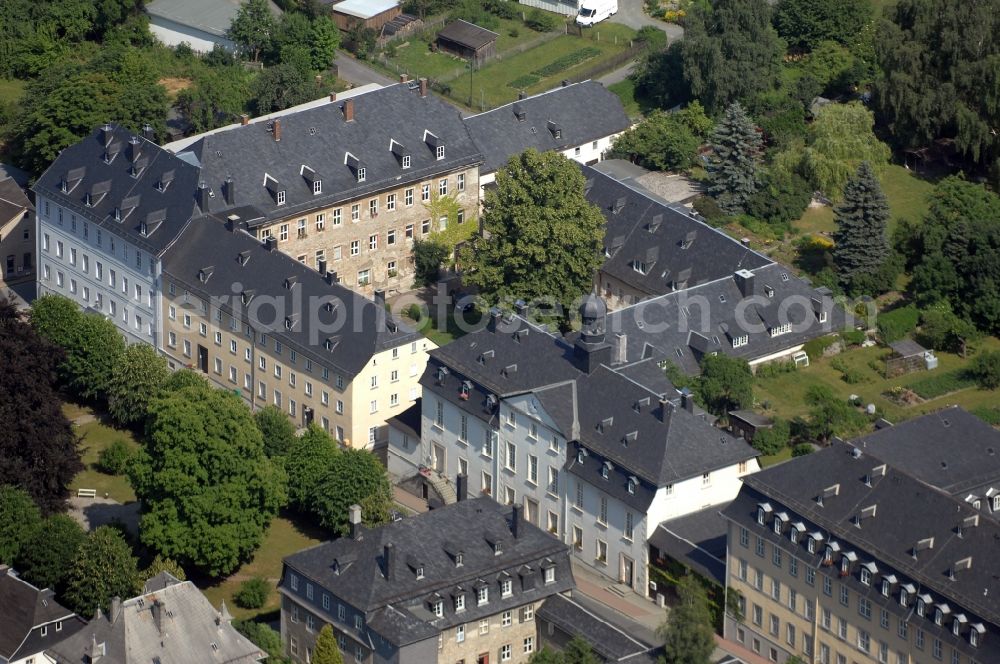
[803,335,837,360]
[841,367,868,384]
[525,8,559,32]
[234,577,271,609]
[483,0,520,19]
[509,27,520,37]
[746,171,812,228]
[969,351,1000,390]
[751,418,790,456]
[97,439,133,475]
[635,25,668,51]
[876,304,919,343]
[412,238,450,287]
[233,619,290,664]
[406,303,422,322]
[907,369,976,399]
[841,328,866,346]
[792,443,814,457]
[754,360,797,378]
[692,196,726,226]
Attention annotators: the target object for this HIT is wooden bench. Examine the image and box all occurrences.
[76,488,97,499]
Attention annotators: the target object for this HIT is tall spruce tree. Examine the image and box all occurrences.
[707,102,762,214]
[659,575,716,664]
[833,162,890,295]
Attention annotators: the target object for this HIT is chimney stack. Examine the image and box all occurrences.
[100,123,114,147]
[224,176,235,206]
[518,91,526,100]
[89,635,104,662]
[456,473,467,501]
[318,257,328,275]
[110,597,122,622]
[128,136,141,163]
[142,123,154,140]
[383,543,395,580]
[419,77,428,98]
[349,504,363,539]
[196,180,210,212]
[272,118,282,141]
[373,289,385,305]
[240,114,249,126]
[511,504,522,538]
[343,98,355,122]
[400,73,409,83]
[329,91,337,102]
[734,269,755,298]
[151,599,164,635]
[680,389,694,413]
[264,236,278,251]
[658,397,671,422]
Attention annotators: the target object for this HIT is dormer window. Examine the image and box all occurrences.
[477,586,488,605]
[455,552,463,566]
[544,565,556,584]
[276,190,286,205]
[501,578,512,597]
[416,566,425,579]
[881,579,890,597]
[455,594,465,612]
[601,463,609,480]
[823,547,833,565]
[627,478,635,494]
[313,180,322,195]
[860,568,871,586]
[971,627,981,647]
[436,145,445,160]
[757,503,772,525]
[357,168,366,182]
[935,608,943,626]
[916,597,926,617]
[431,599,443,617]
[402,155,411,168]
[732,334,749,348]
[900,588,909,607]
[807,538,816,554]
[493,542,502,556]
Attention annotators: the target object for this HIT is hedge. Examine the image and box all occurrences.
[906,369,976,399]
[803,335,837,360]
[876,304,919,343]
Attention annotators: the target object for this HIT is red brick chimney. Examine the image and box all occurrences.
[419,77,428,98]
[272,118,281,141]
[329,91,337,102]
[240,114,249,126]
[400,73,409,83]
[344,98,355,122]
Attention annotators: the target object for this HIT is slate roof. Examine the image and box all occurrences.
[606,262,844,374]
[727,440,1000,629]
[175,83,482,227]
[161,214,421,376]
[33,125,202,256]
[584,166,771,298]
[464,81,631,174]
[281,497,573,647]
[437,19,499,50]
[0,177,32,225]
[0,567,80,661]
[49,573,263,664]
[387,400,422,439]
[424,315,757,496]
[145,0,282,37]
[649,506,728,584]
[850,406,1000,496]
[537,594,661,663]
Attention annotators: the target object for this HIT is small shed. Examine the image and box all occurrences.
[886,338,936,377]
[728,410,774,443]
[436,19,499,66]
[327,0,401,32]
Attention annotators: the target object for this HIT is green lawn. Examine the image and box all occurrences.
[608,78,656,119]
[0,78,25,105]
[755,336,1000,425]
[409,305,483,347]
[759,446,793,468]
[69,414,141,503]
[201,512,326,621]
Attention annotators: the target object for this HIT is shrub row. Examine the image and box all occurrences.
[532,47,601,78]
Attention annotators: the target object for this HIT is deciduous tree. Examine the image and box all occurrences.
[131,387,287,576]
[801,103,890,200]
[228,0,276,62]
[63,525,140,616]
[312,449,393,537]
[659,575,716,664]
[107,344,169,426]
[774,0,872,51]
[697,354,754,417]
[460,149,605,310]
[16,514,86,593]
[833,162,890,295]
[610,110,701,172]
[255,405,297,457]
[285,424,339,511]
[707,102,762,214]
[63,313,127,401]
[0,485,42,564]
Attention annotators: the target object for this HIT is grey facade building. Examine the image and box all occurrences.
[278,497,573,664]
[395,298,759,597]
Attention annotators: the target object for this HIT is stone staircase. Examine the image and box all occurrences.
[424,470,456,504]
[605,583,631,598]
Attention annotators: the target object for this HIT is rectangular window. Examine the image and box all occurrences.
[458,172,466,192]
[369,234,378,251]
[369,198,378,217]
[386,193,396,211]
[332,208,342,225]
[421,183,430,201]
[405,188,413,206]
[528,455,538,484]
[598,497,607,525]
[625,511,634,540]
[350,240,360,256]
[351,204,360,221]
[505,442,516,471]
[405,223,414,239]
[439,178,448,196]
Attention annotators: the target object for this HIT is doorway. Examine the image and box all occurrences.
[197,345,208,373]
[621,554,635,589]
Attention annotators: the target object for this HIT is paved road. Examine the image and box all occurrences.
[334,52,397,88]
[610,0,683,40]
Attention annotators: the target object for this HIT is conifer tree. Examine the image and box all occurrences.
[659,575,716,664]
[707,103,762,214]
[313,625,344,664]
[833,161,890,295]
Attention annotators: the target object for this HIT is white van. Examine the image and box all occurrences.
[576,0,618,26]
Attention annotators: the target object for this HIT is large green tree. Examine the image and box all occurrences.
[251,62,322,114]
[255,405,297,458]
[2,299,82,512]
[774,0,872,51]
[107,343,169,426]
[833,162,891,295]
[0,485,43,564]
[284,424,339,511]
[313,624,344,664]
[875,0,1000,177]
[680,0,783,115]
[312,449,393,537]
[697,354,754,417]
[659,575,716,664]
[131,386,287,576]
[15,514,86,593]
[610,109,703,172]
[460,149,605,310]
[63,525,140,616]
[908,177,1000,333]
[707,102,762,214]
[798,385,867,442]
[228,0,276,62]
[800,102,890,200]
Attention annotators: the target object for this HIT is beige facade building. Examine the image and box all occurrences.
[0,176,34,288]
[161,213,432,448]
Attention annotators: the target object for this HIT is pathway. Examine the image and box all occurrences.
[610,0,683,39]
[335,52,397,88]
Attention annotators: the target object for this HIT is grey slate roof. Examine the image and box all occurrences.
[424,316,757,496]
[387,400,422,439]
[0,567,81,661]
[464,81,631,174]
[606,262,844,374]
[727,439,1000,630]
[176,83,482,227]
[281,497,573,647]
[145,0,282,37]
[0,177,32,224]
[850,406,1000,496]
[649,506,728,584]
[584,166,771,298]
[47,573,264,664]
[161,214,421,376]
[33,125,202,256]
[537,594,661,663]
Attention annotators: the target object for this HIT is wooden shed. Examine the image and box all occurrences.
[327,0,401,32]
[436,19,499,66]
